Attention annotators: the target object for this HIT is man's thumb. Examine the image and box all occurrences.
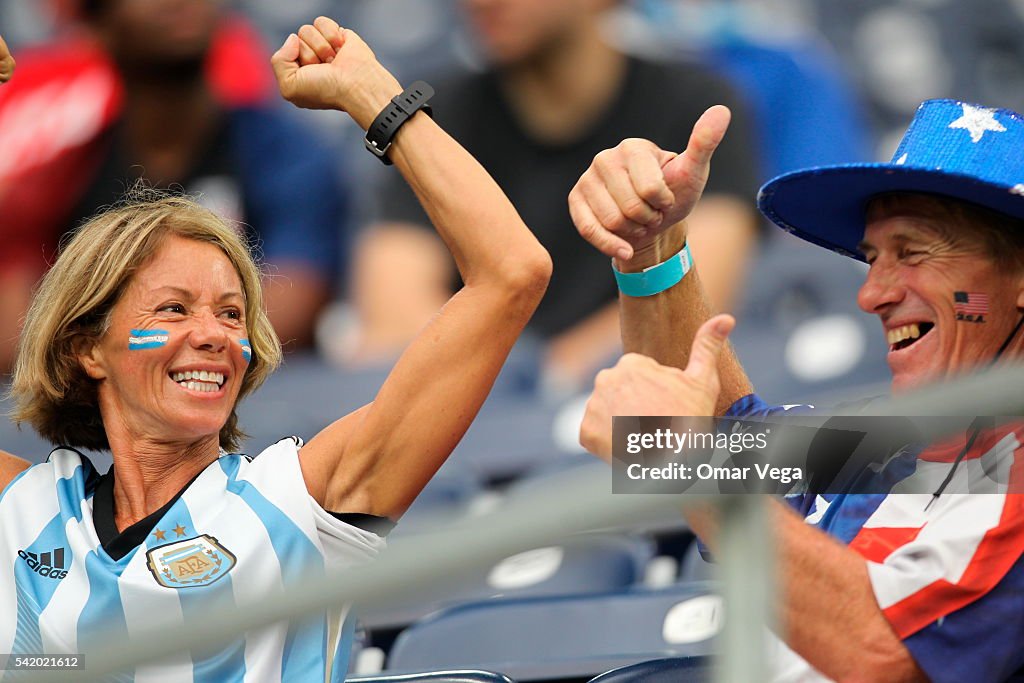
[662,105,731,192]
[685,314,735,383]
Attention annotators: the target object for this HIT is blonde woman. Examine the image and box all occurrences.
[0,17,550,681]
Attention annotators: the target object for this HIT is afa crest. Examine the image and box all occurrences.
[146,535,236,588]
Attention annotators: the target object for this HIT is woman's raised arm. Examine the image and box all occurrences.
[272,18,551,518]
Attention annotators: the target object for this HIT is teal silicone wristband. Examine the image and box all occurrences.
[612,243,693,297]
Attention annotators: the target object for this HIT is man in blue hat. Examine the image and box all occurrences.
[573,101,1024,682]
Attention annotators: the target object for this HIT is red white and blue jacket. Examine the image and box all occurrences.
[728,394,1024,683]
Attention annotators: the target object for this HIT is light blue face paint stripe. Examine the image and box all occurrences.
[239,339,252,363]
[128,329,169,350]
[127,341,167,350]
[158,498,247,683]
[219,457,328,681]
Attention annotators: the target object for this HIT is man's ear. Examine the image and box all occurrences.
[73,336,107,380]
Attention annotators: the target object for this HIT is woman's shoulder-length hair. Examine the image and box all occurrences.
[9,188,283,452]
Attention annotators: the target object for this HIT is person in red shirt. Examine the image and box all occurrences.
[0,1,344,373]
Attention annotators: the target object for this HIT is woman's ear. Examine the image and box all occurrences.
[73,335,107,380]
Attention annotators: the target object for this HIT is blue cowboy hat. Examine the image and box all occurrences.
[757,99,1024,261]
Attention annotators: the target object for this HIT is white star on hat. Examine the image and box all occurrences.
[948,104,1007,143]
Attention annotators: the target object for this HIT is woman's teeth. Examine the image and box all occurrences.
[171,370,224,392]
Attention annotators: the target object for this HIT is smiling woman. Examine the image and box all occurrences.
[0,15,550,682]
[12,192,280,453]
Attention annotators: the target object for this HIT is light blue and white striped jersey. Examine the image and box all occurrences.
[0,436,386,682]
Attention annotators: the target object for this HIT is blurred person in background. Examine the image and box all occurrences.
[0,0,349,374]
[626,0,873,179]
[350,0,760,395]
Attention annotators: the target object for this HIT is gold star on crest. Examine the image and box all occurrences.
[173,524,187,538]
[152,528,166,541]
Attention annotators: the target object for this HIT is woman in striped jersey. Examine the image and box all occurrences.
[0,18,551,681]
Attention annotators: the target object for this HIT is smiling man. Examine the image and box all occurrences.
[573,100,1024,682]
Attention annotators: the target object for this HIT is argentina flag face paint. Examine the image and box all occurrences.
[129,329,170,350]
[240,339,252,363]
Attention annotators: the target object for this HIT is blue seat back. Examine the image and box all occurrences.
[360,534,654,631]
[588,657,711,683]
[350,670,516,683]
[387,583,721,681]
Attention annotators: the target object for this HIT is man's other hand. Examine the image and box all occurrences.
[580,314,735,460]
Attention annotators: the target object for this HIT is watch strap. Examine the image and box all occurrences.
[364,80,435,165]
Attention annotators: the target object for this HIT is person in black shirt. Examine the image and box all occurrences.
[351,0,760,394]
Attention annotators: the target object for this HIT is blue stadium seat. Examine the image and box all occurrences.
[729,235,891,403]
[678,541,715,583]
[236,352,562,484]
[359,534,655,632]
[587,657,711,683]
[386,583,721,681]
[350,670,516,683]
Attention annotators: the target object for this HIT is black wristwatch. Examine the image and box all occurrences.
[364,81,435,165]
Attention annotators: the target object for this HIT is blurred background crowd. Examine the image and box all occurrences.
[4,0,1024,515]
[4,0,1023,505]
[1,1,1022,674]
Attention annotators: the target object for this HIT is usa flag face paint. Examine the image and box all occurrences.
[954,292,989,323]
[128,329,170,350]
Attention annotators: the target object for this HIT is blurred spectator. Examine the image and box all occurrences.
[810,0,1024,157]
[621,0,873,179]
[350,0,760,395]
[0,0,350,372]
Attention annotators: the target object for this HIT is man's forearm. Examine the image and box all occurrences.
[688,501,926,682]
[615,222,752,415]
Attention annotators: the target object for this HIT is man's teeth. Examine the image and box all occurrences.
[887,324,922,346]
[171,370,225,391]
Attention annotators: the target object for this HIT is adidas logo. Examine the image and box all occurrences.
[18,547,68,580]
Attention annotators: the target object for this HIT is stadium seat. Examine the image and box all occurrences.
[386,583,721,681]
[236,352,564,484]
[350,670,516,683]
[587,657,711,683]
[359,534,655,633]
[678,541,715,583]
[729,235,891,403]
